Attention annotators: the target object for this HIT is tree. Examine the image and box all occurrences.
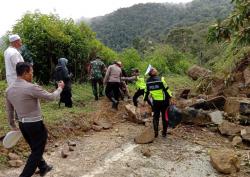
[10,12,116,83]
[208,0,250,46]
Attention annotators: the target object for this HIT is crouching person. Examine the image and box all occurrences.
[6,62,64,177]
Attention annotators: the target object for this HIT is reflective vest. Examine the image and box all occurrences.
[144,76,172,101]
[135,76,146,90]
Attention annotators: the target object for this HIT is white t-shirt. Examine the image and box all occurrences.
[4,46,24,85]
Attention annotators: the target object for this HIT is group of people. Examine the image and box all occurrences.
[3,34,173,177]
[89,57,173,138]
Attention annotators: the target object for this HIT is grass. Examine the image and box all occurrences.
[0,81,95,137]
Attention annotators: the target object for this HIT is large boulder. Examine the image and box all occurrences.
[181,107,211,126]
[218,121,242,136]
[187,65,212,80]
[241,127,250,142]
[190,96,226,111]
[224,97,250,116]
[210,149,240,174]
[125,104,149,124]
[134,128,155,144]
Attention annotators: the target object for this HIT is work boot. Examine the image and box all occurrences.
[39,165,53,176]
[162,131,167,138]
[154,131,158,138]
[112,102,118,110]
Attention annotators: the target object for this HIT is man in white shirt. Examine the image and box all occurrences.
[4,34,24,85]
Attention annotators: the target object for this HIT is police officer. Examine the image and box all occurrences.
[144,67,172,138]
[122,69,151,107]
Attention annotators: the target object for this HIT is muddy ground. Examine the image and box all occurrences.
[1,99,250,177]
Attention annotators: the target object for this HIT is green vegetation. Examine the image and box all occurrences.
[208,0,250,47]
[207,0,250,74]
[90,0,232,51]
[0,81,94,137]
[5,12,117,84]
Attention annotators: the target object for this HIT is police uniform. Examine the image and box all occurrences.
[144,76,172,137]
[133,76,152,107]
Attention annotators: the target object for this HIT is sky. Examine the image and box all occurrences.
[0,0,192,36]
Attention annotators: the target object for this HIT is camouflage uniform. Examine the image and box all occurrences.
[89,59,106,100]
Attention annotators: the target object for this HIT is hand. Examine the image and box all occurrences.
[58,80,65,89]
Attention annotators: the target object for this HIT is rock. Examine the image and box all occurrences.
[54,143,59,148]
[8,153,20,160]
[207,111,224,125]
[210,149,240,174]
[187,65,212,80]
[240,127,250,142]
[68,141,76,147]
[218,121,242,136]
[179,89,190,99]
[134,128,155,144]
[69,146,74,152]
[181,107,211,126]
[232,136,242,146]
[239,115,250,126]
[81,120,92,132]
[94,120,113,129]
[224,97,250,116]
[141,148,151,157]
[144,121,151,127]
[8,160,23,167]
[223,85,240,97]
[92,125,103,132]
[243,67,250,86]
[190,96,226,111]
[177,99,194,109]
[61,149,69,158]
[125,104,144,124]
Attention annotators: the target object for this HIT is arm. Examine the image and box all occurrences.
[162,77,172,98]
[121,76,137,81]
[31,82,64,101]
[103,66,111,84]
[10,53,24,69]
[6,98,17,129]
[143,85,150,102]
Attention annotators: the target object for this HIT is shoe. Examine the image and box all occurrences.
[112,102,118,110]
[40,165,53,176]
[154,132,158,138]
[162,132,167,137]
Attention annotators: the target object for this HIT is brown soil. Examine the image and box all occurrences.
[1,98,250,177]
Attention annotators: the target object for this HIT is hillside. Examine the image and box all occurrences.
[89,0,233,51]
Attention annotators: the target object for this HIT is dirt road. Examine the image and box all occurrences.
[1,100,249,177]
[1,121,220,177]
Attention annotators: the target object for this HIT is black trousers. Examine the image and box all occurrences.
[91,78,104,97]
[105,82,120,103]
[152,100,169,134]
[19,121,48,177]
[133,89,152,107]
[60,89,72,107]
